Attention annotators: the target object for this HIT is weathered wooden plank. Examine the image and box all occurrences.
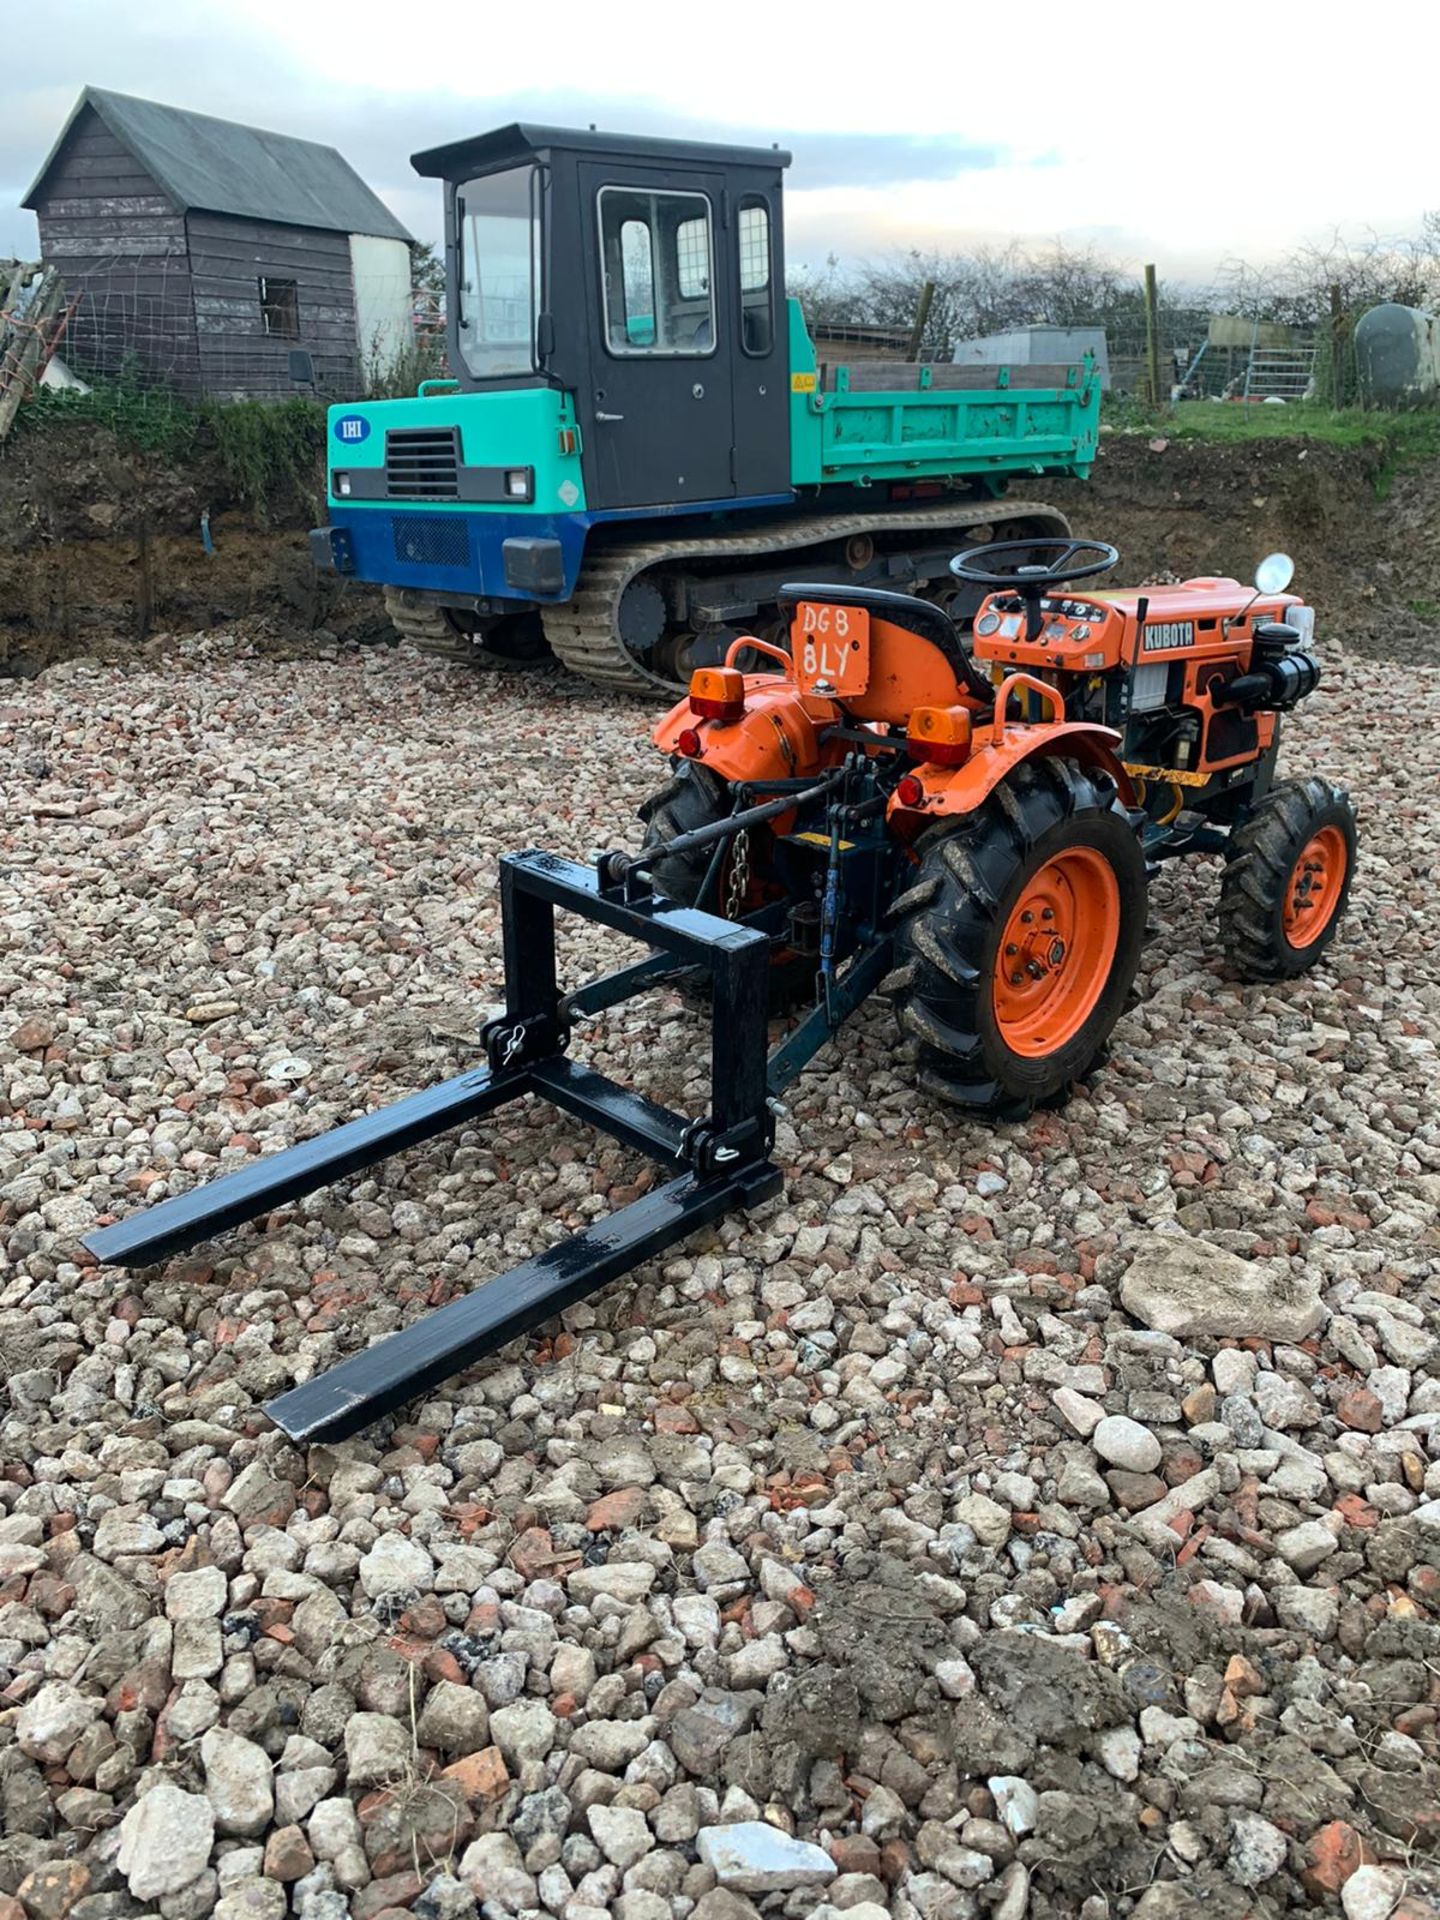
[190,266,357,295]
[43,234,186,260]
[43,154,162,188]
[192,290,355,320]
[59,272,194,297]
[187,216,352,256]
[187,256,353,289]
[191,257,351,282]
[38,215,186,244]
[39,195,176,220]
[60,118,139,154]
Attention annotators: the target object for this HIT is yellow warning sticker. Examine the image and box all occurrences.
[791,372,817,393]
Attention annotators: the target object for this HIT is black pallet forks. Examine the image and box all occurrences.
[85,843,891,1445]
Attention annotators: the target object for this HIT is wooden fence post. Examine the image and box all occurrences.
[907,281,937,361]
[1143,265,1162,408]
[1329,283,1346,408]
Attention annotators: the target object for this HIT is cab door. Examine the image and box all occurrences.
[578,164,734,510]
[726,189,789,499]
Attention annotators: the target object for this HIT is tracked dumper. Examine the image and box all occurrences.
[312,125,1100,694]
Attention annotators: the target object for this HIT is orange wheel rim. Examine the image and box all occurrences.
[992,847,1121,1057]
[1282,825,1348,948]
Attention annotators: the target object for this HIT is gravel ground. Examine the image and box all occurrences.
[1,630,1438,1920]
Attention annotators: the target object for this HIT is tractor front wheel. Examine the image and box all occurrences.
[1219,776,1356,979]
[888,758,1147,1116]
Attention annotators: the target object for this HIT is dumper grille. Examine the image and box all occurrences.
[392,514,470,570]
[385,428,460,500]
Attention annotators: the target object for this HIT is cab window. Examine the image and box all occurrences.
[738,197,773,356]
[600,187,715,356]
[456,165,541,380]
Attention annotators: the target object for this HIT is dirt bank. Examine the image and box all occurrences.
[1048,433,1440,662]
[4,418,1438,677]
[0,419,384,677]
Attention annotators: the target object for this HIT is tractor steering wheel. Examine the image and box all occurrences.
[949,538,1120,644]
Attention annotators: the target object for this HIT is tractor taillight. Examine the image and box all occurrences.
[677,727,703,758]
[689,667,745,724]
[906,705,973,767]
[895,774,925,808]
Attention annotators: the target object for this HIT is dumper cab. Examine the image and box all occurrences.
[424,123,794,512]
[317,126,792,611]
[313,122,1101,688]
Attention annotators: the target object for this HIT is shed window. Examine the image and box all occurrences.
[737,198,773,357]
[599,187,715,356]
[259,278,300,340]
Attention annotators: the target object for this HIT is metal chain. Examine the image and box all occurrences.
[724,829,751,921]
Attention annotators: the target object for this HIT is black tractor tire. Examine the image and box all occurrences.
[637,763,816,1011]
[638,762,733,907]
[887,757,1147,1117]
[1219,776,1356,980]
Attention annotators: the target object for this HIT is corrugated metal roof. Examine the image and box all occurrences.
[24,87,413,242]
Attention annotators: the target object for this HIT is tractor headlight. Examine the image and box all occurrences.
[1286,605,1315,646]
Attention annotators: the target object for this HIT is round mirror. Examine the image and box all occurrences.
[1254,552,1295,595]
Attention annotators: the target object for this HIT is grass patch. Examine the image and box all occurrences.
[203,397,326,521]
[1102,396,1440,496]
[16,374,201,459]
[10,378,327,521]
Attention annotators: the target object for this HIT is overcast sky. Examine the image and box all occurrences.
[4,0,1435,285]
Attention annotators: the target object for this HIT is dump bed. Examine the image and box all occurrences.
[787,301,1101,489]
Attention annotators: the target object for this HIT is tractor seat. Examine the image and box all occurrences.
[776,583,991,704]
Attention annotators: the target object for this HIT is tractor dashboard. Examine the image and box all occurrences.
[970,577,1308,678]
[971,594,1124,672]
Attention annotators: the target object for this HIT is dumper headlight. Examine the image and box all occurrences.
[505,469,531,499]
[332,471,352,498]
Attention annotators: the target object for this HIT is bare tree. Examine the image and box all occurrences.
[789,239,1193,359]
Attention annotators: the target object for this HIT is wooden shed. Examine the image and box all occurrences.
[23,87,414,400]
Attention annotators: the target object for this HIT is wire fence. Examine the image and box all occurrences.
[5,257,444,409]
[0,250,1402,431]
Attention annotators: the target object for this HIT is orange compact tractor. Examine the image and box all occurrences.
[88,539,1356,1442]
[640,538,1356,1111]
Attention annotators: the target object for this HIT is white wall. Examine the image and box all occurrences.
[349,234,414,385]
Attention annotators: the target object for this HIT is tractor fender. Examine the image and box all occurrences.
[652,678,840,786]
[890,722,1135,831]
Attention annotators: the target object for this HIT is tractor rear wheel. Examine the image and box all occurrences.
[887,758,1147,1116]
[637,763,816,1010]
[1219,776,1356,979]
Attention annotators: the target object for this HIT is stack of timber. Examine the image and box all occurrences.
[0,261,72,441]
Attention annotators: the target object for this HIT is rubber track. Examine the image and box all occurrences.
[383,589,474,662]
[539,499,1071,696]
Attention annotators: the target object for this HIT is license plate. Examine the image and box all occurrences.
[792,601,870,695]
